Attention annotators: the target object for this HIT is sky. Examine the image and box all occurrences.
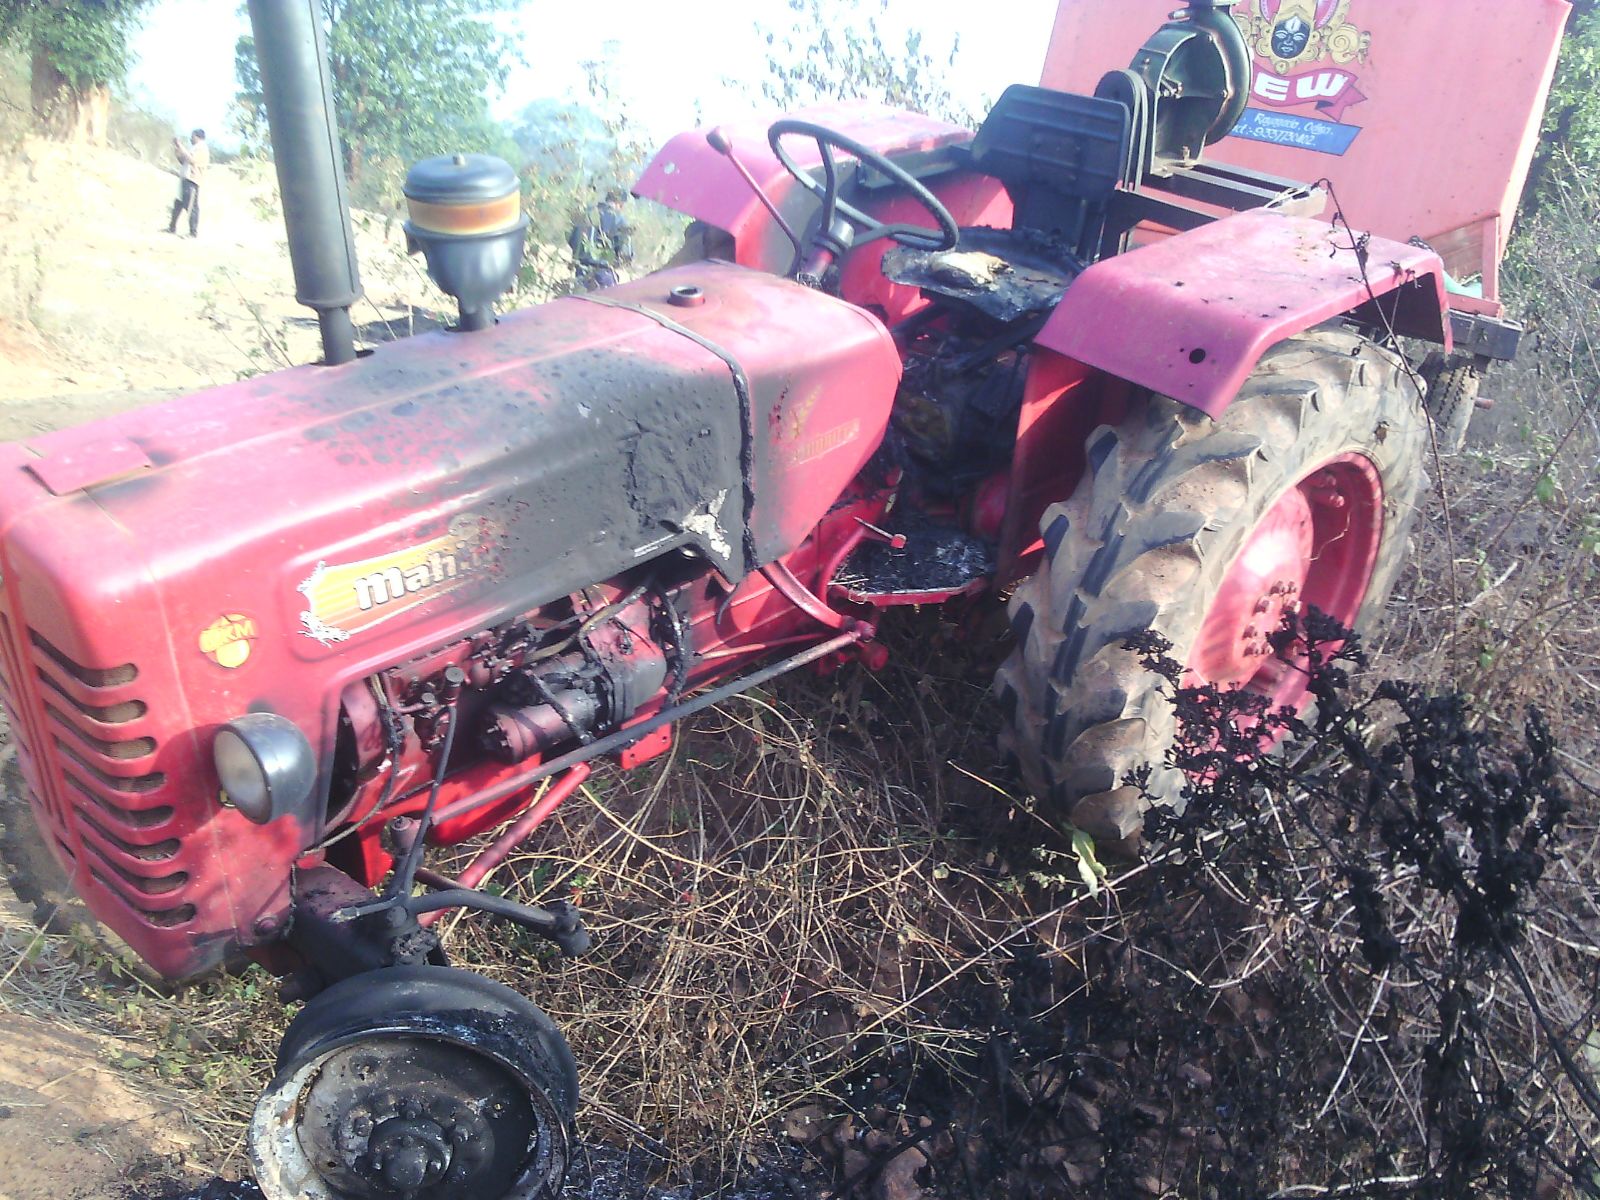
[126,0,1060,151]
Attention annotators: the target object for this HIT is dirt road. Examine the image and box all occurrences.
[0,136,435,438]
[0,1009,203,1200]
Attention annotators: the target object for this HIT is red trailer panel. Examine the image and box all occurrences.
[1042,0,1570,312]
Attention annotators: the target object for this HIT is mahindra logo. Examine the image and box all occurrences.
[353,550,467,612]
[298,514,495,646]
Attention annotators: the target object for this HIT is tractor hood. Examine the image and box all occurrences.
[0,262,898,976]
[0,261,898,668]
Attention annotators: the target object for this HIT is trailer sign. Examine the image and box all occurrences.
[1230,0,1372,155]
[1231,108,1361,156]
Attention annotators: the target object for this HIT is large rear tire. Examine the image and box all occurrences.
[995,326,1426,844]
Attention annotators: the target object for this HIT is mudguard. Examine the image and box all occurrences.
[1043,0,1570,314]
[1037,209,1448,417]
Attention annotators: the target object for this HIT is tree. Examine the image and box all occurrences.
[0,0,153,143]
[1524,7,1600,208]
[760,0,971,127]
[234,0,526,197]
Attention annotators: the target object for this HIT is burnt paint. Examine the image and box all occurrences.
[577,293,760,573]
[0,261,900,979]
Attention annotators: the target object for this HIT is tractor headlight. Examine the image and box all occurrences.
[214,714,316,825]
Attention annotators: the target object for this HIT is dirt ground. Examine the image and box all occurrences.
[0,1007,200,1200]
[0,136,437,436]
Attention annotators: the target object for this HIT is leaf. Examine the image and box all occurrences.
[1069,826,1107,896]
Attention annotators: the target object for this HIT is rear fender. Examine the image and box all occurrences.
[1037,209,1448,417]
[1042,0,1571,313]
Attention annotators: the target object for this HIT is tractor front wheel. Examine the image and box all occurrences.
[995,326,1426,845]
[249,965,577,1200]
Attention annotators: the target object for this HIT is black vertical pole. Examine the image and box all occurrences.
[246,0,362,366]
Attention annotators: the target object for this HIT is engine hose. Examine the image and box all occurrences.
[385,694,460,900]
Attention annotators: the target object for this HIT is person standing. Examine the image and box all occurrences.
[168,129,209,238]
[568,189,634,290]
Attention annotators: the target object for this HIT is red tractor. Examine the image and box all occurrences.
[0,1,1568,1198]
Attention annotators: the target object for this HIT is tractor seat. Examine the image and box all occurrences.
[882,84,1134,325]
[881,226,1082,325]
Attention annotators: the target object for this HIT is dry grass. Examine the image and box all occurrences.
[1379,159,1600,792]
[435,616,1069,1183]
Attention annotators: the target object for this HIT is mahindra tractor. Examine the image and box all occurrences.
[0,1,1569,1197]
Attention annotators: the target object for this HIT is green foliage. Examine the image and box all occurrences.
[0,0,153,88]
[1528,8,1600,206]
[234,0,527,203]
[230,31,269,158]
[510,51,685,301]
[760,0,973,126]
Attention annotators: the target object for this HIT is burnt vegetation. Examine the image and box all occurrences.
[420,603,1598,1200]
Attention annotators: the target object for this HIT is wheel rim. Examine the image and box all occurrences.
[299,1037,538,1199]
[1187,453,1384,712]
[252,1020,570,1200]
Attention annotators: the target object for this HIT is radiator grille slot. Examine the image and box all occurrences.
[38,671,147,724]
[44,705,156,759]
[88,867,195,926]
[29,631,136,687]
[77,828,187,894]
[52,737,165,792]
[75,806,180,863]
[63,772,174,830]
[26,629,190,928]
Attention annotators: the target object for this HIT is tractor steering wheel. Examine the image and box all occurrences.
[767,119,960,276]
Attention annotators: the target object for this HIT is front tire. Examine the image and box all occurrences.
[250,966,577,1200]
[995,327,1426,844]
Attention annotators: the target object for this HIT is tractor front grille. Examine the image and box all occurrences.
[19,629,195,928]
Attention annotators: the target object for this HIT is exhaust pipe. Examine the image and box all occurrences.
[246,0,361,366]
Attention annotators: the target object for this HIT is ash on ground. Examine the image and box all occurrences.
[131,1142,805,1200]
